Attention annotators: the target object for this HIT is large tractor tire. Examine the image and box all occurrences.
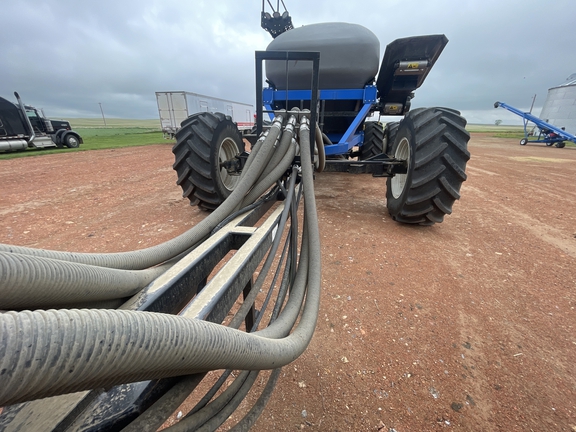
[386,107,470,225]
[360,122,384,159]
[384,121,400,155]
[172,112,244,211]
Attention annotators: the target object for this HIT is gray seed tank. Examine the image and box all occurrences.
[266,22,380,90]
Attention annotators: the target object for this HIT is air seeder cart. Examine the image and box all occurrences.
[173,3,471,225]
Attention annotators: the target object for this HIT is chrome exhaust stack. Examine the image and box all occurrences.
[14,91,35,144]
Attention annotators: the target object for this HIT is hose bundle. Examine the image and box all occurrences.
[0,110,322,431]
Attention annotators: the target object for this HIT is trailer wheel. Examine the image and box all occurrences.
[172,112,244,210]
[63,134,80,148]
[520,138,528,145]
[386,107,470,225]
[545,141,554,147]
[384,121,400,155]
[556,141,566,148]
[360,122,384,159]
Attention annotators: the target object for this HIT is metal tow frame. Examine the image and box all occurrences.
[255,50,320,158]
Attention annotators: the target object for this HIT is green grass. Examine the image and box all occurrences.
[489,131,527,139]
[69,118,161,128]
[466,124,525,133]
[0,120,172,160]
[76,127,160,138]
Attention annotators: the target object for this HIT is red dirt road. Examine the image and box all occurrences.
[1,134,575,431]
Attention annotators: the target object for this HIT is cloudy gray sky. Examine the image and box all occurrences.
[2,0,575,125]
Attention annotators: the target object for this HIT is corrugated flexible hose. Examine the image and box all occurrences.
[0,112,321,412]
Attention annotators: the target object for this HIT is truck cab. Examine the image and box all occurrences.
[0,93,82,152]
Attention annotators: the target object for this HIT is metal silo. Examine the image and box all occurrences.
[539,73,576,134]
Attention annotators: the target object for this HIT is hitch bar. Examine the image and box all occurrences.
[323,156,407,176]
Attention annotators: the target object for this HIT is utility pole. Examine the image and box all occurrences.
[529,94,537,114]
[98,103,107,127]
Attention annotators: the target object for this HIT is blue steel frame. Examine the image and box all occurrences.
[495,101,576,145]
[256,51,320,157]
[263,86,377,156]
[256,50,381,156]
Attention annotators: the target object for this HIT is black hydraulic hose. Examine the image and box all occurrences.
[0,251,167,309]
[269,249,293,323]
[251,228,292,331]
[254,223,309,339]
[228,167,298,330]
[315,124,326,173]
[165,371,258,432]
[229,368,282,432]
[0,112,322,410]
[192,371,260,432]
[121,374,206,432]
[0,117,285,271]
[186,369,235,418]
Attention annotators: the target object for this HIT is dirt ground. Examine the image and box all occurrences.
[1,134,575,431]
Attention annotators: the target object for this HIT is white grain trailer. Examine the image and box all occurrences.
[156,91,255,138]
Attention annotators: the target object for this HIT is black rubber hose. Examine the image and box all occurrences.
[120,374,206,432]
[315,124,326,172]
[228,167,299,330]
[229,368,282,432]
[164,371,257,431]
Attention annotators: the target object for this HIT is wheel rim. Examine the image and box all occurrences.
[218,137,240,192]
[391,137,410,199]
[68,137,78,147]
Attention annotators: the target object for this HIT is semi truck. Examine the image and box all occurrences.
[155,91,255,139]
[0,92,83,152]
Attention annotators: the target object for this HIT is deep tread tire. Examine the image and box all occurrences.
[172,112,244,210]
[386,107,471,225]
[360,122,384,159]
[384,121,400,155]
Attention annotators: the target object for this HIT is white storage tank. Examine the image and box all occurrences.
[539,73,576,134]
